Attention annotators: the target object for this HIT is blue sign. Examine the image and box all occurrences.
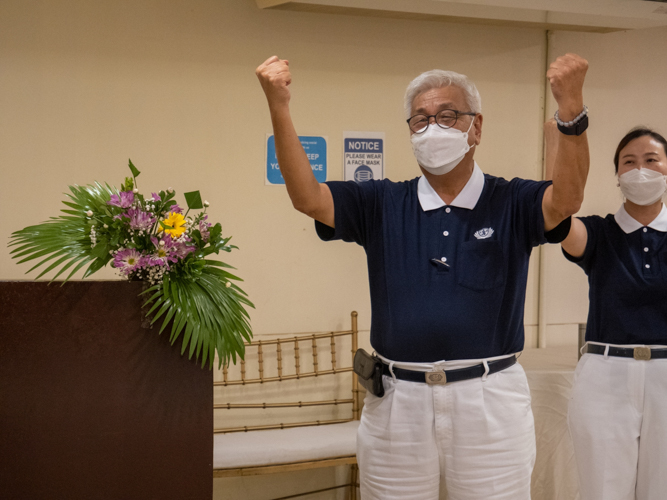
[266,135,327,185]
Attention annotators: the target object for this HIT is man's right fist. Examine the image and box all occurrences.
[256,56,292,107]
[547,53,588,121]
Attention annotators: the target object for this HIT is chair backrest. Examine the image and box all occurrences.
[214,311,360,434]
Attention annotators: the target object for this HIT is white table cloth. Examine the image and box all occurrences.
[520,346,580,500]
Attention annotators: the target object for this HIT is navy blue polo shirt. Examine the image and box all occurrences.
[563,204,667,345]
[315,164,551,362]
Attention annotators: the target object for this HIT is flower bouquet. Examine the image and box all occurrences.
[9,160,253,368]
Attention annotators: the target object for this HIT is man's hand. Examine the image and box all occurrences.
[256,56,292,109]
[547,53,588,121]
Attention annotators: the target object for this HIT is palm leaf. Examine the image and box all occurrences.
[9,184,116,282]
[142,261,254,368]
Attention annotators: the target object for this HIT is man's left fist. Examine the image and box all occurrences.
[547,53,588,121]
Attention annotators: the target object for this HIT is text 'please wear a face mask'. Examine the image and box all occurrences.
[410,116,476,176]
[618,168,667,206]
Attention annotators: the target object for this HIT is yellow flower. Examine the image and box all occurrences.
[160,212,187,237]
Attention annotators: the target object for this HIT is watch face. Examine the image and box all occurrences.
[557,114,588,136]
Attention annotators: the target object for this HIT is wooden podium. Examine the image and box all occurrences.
[0,281,212,500]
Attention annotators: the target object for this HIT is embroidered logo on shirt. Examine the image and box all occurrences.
[474,228,494,240]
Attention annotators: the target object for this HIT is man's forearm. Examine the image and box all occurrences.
[551,128,589,218]
[269,105,323,215]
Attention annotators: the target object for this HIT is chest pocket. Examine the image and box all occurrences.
[457,239,506,291]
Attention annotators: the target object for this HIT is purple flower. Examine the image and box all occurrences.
[169,204,183,214]
[151,192,161,202]
[108,191,135,208]
[148,234,195,268]
[174,239,196,259]
[112,248,144,276]
[199,215,212,242]
[148,236,179,267]
[126,208,155,231]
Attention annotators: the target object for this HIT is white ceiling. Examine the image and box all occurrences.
[256,0,667,32]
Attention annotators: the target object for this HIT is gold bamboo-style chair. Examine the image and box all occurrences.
[213,311,361,500]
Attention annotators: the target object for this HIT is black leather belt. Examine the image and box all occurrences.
[381,355,517,385]
[585,344,667,361]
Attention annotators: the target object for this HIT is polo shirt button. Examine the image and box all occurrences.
[646,264,650,269]
[644,247,649,252]
[445,208,451,213]
[643,228,648,232]
[443,231,449,236]
[441,257,447,262]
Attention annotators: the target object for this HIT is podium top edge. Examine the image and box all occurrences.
[0,279,127,282]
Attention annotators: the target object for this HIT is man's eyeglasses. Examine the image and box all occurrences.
[407,109,477,134]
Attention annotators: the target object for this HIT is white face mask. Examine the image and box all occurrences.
[618,168,667,206]
[410,117,475,176]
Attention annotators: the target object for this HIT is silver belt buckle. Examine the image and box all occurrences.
[633,347,651,361]
[425,370,447,385]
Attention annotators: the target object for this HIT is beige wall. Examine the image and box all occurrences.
[543,26,667,345]
[0,0,547,339]
[3,0,664,498]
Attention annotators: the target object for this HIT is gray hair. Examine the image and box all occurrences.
[404,70,482,119]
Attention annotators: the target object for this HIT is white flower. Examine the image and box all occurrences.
[133,188,139,194]
[86,210,93,217]
[168,187,174,193]
[225,282,231,288]
[204,200,210,207]
[103,224,108,229]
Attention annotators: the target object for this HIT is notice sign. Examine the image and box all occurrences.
[344,131,384,183]
[266,135,327,185]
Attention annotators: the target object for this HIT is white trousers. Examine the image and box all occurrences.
[357,361,536,500]
[568,347,667,500]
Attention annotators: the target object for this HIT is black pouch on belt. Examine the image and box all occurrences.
[353,349,385,398]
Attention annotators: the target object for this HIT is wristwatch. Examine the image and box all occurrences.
[554,106,588,136]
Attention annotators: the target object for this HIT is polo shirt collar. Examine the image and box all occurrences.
[418,162,485,212]
[614,203,667,233]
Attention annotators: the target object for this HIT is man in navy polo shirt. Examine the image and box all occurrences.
[256,53,589,499]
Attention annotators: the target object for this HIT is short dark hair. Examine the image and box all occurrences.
[614,127,667,173]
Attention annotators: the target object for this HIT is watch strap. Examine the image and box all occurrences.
[557,113,588,136]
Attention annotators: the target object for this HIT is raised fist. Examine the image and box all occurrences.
[256,56,292,108]
[547,53,588,120]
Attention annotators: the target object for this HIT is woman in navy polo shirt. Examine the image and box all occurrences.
[547,124,667,500]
